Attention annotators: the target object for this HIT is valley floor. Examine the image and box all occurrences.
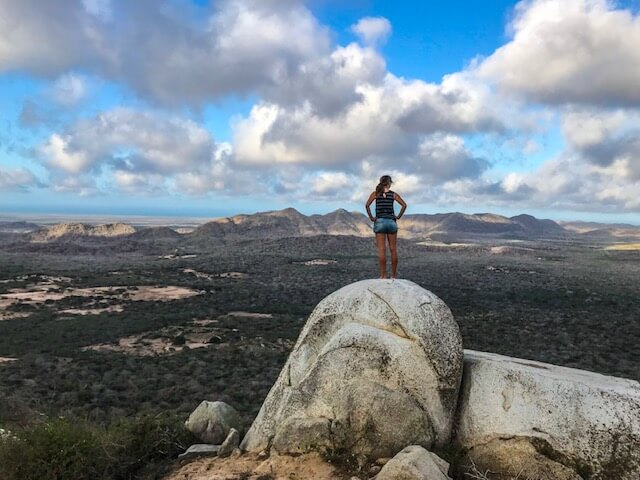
[0,234,638,431]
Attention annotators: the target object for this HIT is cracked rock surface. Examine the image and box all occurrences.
[240,279,463,459]
[454,350,640,479]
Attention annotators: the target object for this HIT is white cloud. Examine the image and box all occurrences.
[351,17,392,46]
[0,0,104,76]
[40,108,214,175]
[476,0,640,106]
[561,108,631,149]
[311,171,351,195]
[6,0,640,216]
[113,170,166,195]
[38,108,232,195]
[264,42,386,116]
[0,166,42,191]
[52,176,99,197]
[0,0,332,107]
[440,150,640,213]
[414,134,489,181]
[50,74,88,106]
[41,134,92,174]
[559,108,640,180]
[234,70,506,168]
[501,172,527,194]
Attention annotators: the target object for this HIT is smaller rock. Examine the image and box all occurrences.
[185,400,242,444]
[375,457,392,466]
[230,447,242,458]
[218,428,240,458]
[257,449,269,459]
[375,445,451,480]
[368,465,382,475]
[178,444,220,460]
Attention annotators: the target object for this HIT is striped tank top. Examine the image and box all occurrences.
[375,191,396,219]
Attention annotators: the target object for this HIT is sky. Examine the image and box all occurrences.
[1,0,640,223]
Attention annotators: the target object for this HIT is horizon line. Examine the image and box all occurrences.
[1,207,639,228]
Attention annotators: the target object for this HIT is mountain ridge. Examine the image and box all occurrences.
[19,209,573,244]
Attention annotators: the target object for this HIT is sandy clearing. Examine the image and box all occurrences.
[217,272,248,279]
[128,286,201,301]
[226,311,273,319]
[184,270,248,279]
[0,285,204,315]
[300,259,337,266]
[162,451,342,480]
[191,319,219,326]
[0,285,202,310]
[605,243,640,251]
[58,305,125,316]
[489,245,534,254]
[0,312,30,321]
[416,241,475,247]
[82,335,210,357]
[1,290,68,304]
[0,274,72,284]
[182,269,216,280]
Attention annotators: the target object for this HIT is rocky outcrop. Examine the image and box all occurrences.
[375,445,452,479]
[185,401,243,445]
[178,444,220,460]
[217,428,240,458]
[169,281,640,480]
[454,350,640,479]
[240,279,463,460]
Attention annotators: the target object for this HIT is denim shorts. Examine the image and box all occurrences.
[373,217,398,234]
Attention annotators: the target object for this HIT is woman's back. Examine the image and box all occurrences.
[375,191,396,219]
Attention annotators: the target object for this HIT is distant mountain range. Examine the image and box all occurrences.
[0,208,640,242]
[6,208,637,247]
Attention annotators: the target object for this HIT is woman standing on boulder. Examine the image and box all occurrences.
[365,175,407,279]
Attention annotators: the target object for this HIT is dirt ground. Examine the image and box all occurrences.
[163,452,348,480]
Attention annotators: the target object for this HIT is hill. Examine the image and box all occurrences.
[28,223,136,242]
[0,221,40,233]
[1,209,593,252]
[188,209,567,243]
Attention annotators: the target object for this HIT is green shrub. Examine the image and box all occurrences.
[0,417,108,480]
[108,413,196,479]
[0,413,196,480]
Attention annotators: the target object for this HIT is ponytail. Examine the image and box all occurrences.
[376,175,392,196]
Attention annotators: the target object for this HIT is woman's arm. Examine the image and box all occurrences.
[395,193,407,220]
[365,191,376,221]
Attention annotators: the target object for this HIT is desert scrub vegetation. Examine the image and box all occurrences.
[0,413,197,480]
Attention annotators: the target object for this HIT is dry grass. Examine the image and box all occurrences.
[463,459,524,480]
[604,242,640,251]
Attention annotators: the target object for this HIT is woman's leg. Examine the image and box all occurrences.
[375,233,387,278]
[387,233,398,278]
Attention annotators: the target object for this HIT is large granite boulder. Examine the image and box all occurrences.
[240,279,463,460]
[454,350,640,479]
[185,400,242,444]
